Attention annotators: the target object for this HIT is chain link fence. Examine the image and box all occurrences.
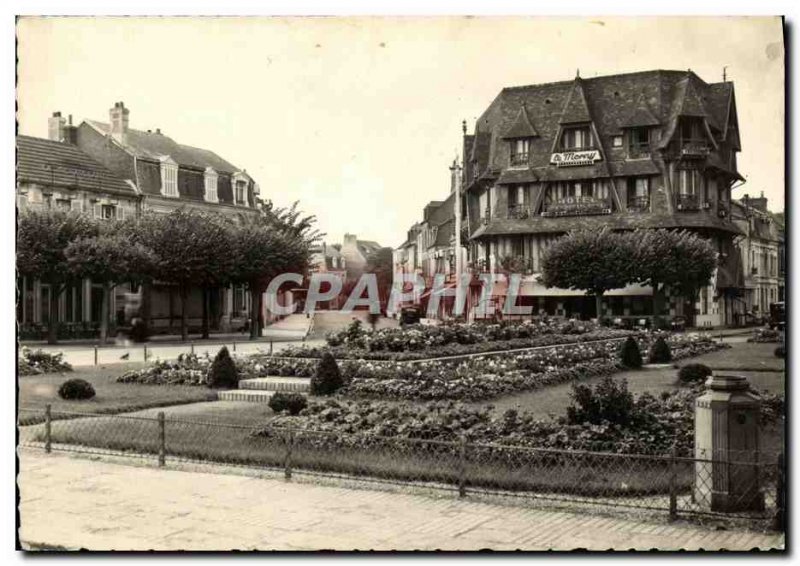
[18,405,783,529]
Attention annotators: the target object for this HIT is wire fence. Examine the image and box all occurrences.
[18,405,784,530]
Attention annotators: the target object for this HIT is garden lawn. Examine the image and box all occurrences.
[18,363,218,424]
[690,341,785,372]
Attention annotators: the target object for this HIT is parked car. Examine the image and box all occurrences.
[769,301,785,330]
[399,305,422,326]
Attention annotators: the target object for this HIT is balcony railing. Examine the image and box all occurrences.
[678,139,710,158]
[505,203,531,220]
[541,196,612,218]
[627,195,650,213]
[628,142,651,159]
[676,193,700,212]
[509,153,529,167]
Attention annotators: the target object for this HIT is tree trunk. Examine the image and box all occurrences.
[99,283,110,345]
[47,286,60,345]
[201,287,210,339]
[249,288,260,340]
[651,281,660,328]
[595,293,603,325]
[141,281,151,337]
[180,286,188,342]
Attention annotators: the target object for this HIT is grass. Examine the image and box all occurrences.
[18,363,218,424]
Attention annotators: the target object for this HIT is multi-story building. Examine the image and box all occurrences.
[460,69,745,327]
[731,192,785,322]
[308,243,348,310]
[17,101,263,338]
[339,234,383,280]
[17,133,140,338]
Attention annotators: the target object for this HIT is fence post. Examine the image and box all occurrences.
[94,346,98,366]
[458,435,467,498]
[190,342,195,355]
[44,404,52,454]
[774,452,785,531]
[143,344,148,362]
[158,412,166,467]
[668,444,678,521]
[284,429,294,480]
[270,340,273,355]
[232,341,236,353]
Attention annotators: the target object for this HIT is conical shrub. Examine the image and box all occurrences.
[207,346,239,389]
[620,336,643,369]
[648,336,672,364]
[311,352,344,395]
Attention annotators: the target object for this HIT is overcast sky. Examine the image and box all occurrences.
[17,16,784,246]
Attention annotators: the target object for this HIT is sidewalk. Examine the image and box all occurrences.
[17,450,784,551]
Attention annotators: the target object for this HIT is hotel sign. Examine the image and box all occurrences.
[550,150,602,167]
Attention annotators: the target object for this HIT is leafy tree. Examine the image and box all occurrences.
[629,229,717,326]
[365,247,394,316]
[540,228,634,323]
[65,227,156,344]
[17,209,98,344]
[231,201,319,339]
[139,209,235,342]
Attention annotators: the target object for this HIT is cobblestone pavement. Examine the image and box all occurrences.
[17,450,784,551]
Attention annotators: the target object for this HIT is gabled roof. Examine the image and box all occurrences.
[676,77,708,119]
[558,78,593,124]
[430,218,454,249]
[85,120,241,173]
[501,105,539,138]
[17,135,136,195]
[619,92,661,128]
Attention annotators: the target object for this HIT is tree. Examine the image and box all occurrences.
[17,209,98,344]
[229,201,320,339]
[365,247,394,316]
[540,228,634,323]
[65,227,156,344]
[139,209,234,342]
[629,229,717,326]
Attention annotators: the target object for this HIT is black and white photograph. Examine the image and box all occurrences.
[11,10,790,553]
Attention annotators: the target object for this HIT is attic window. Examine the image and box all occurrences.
[560,126,593,151]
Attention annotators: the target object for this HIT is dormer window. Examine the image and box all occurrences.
[232,172,250,206]
[509,139,530,167]
[628,127,651,158]
[159,156,179,198]
[560,126,593,150]
[204,167,219,203]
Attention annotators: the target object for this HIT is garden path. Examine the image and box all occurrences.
[18,449,783,551]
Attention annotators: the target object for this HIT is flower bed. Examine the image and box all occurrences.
[747,327,783,343]
[18,348,73,376]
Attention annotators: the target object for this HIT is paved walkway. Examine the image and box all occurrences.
[18,450,783,551]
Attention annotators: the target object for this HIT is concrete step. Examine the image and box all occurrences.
[217,390,275,403]
[239,377,311,392]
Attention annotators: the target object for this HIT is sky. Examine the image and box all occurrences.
[16,16,784,247]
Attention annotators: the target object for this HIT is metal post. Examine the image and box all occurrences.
[270,340,273,355]
[94,346,98,366]
[232,341,236,353]
[774,452,785,531]
[158,412,166,467]
[44,404,52,454]
[284,430,294,480]
[190,342,195,355]
[669,444,678,521]
[143,344,148,361]
[458,435,467,498]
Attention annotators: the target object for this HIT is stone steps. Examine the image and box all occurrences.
[238,377,311,392]
[217,390,275,403]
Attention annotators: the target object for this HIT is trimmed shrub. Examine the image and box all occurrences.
[677,363,712,384]
[268,392,308,415]
[648,336,672,364]
[619,336,643,368]
[311,352,344,396]
[207,346,239,389]
[775,345,786,359]
[566,376,635,427]
[57,378,96,400]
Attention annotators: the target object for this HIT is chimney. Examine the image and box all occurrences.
[109,101,130,141]
[48,111,66,142]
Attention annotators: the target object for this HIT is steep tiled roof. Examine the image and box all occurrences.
[427,193,455,227]
[619,92,661,128]
[501,105,539,138]
[559,78,593,124]
[431,218,454,248]
[85,121,240,173]
[17,135,136,195]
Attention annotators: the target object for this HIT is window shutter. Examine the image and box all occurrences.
[94,204,101,218]
[118,206,125,220]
